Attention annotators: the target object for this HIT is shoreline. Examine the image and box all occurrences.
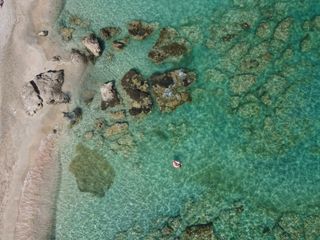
[0,0,88,239]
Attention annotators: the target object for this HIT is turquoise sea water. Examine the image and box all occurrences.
[54,0,320,239]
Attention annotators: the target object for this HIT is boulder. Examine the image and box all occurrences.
[109,110,126,120]
[71,49,88,63]
[0,0,4,8]
[121,69,152,115]
[148,27,188,64]
[21,70,70,115]
[100,81,120,110]
[37,30,48,36]
[69,144,115,197]
[100,26,121,40]
[112,40,127,50]
[150,69,196,111]
[181,223,214,240]
[82,34,102,57]
[128,20,155,40]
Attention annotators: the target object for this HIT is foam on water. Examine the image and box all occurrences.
[54,0,320,238]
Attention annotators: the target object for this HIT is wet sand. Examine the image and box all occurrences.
[0,0,87,239]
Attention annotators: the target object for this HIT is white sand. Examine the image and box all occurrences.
[0,0,88,239]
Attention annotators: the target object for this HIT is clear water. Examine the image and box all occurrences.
[54,0,320,239]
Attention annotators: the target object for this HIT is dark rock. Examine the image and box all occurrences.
[21,70,70,115]
[150,69,196,111]
[121,69,152,115]
[112,40,126,50]
[69,144,115,197]
[148,27,188,64]
[63,107,82,126]
[128,20,155,40]
[181,223,214,240]
[100,26,121,40]
[51,55,61,62]
[0,0,4,8]
[100,81,120,110]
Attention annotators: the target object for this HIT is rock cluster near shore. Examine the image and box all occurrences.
[21,70,69,115]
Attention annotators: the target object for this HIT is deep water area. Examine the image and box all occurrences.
[54,0,320,239]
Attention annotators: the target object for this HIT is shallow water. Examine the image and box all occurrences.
[55,0,320,239]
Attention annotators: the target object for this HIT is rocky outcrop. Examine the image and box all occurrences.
[121,69,152,115]
[104,122,128,137]
[148,27,189,64]
[37,30,48,36]
[128,20,155,40]
[21,70,70,115]
[100,26,121,40]
[69,144,115,197]
[100,81,120,110]
[112,40,127,50]
[150,69,196,111]
[71,49,88,63]
[82,34,102,57]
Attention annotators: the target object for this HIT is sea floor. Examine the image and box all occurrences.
[54,0,320,239]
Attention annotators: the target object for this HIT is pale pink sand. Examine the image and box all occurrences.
[0,0,88,239]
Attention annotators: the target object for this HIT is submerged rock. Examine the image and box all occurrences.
[82,34,102,57]
[69,144,115,197]
[112,40,127,50]
[21,70,70,115]
[150,69,196,111]
[69,15,90,28]
[148,27,188,64]
[181,223,214,240]
[59,27,74,41]
[100,26,121,40]
[100,81,120,110]
[104,122,129,137]
[121,69,152,115]
[63,107,82,126]
[128,20,155,40]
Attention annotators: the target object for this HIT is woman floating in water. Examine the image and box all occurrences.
[172,160,182,169]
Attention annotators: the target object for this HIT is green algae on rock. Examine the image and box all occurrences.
[69,144,115,197]
[148,27,189,64]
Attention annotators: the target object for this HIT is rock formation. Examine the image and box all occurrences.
[82,34,102,57]
[21,70,70,115]
[148,27,189,64]
[100,26,121,40]
[69,144,115,197]
[150,69,196,111]
[63,107,82,126]
[100,81,120,110]
[121,69,152,116]
[128,20,155,40]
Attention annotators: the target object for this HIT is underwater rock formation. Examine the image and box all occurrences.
[63,107,82,126]
[69,144,115,197]
[181,223,214,240]
[100,26,121,40]
[59,27,74,41]
[104,122,129,137]
[112,40,127,50]
[21,70,70,115]
[148,27,189,64]
[70,49,88,64]
[82,34,102,57]
[100,81,120,110]
[120,69,152,116]
[150,69,196,111]
[128,20,155,40]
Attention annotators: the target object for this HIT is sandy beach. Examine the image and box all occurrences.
[0,0,87,239]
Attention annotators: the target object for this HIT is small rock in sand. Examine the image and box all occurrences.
[100,81,120,110]
[37,30,48,36]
